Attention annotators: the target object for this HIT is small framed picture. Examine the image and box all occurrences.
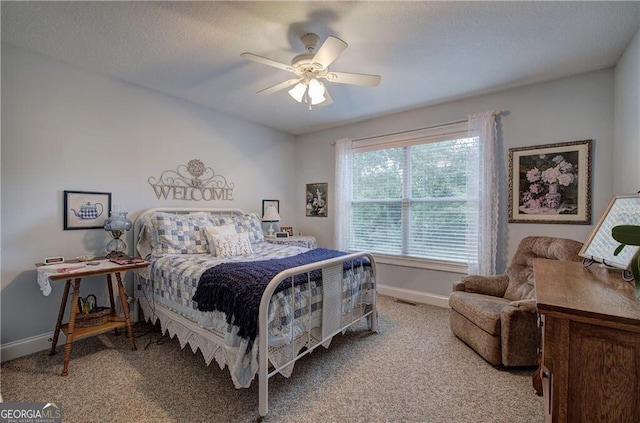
[280,226,294,237]
[508,140,592,224]
[63,190,111,230]
[262,199,279,217]
[306,182,328,217]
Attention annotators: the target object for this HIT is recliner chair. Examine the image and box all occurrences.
[449,236,583,366]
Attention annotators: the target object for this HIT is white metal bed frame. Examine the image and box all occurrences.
[132,208,378,419]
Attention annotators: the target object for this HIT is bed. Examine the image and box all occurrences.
[132,208,378,418]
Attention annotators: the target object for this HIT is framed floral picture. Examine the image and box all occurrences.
[508,140,592,224]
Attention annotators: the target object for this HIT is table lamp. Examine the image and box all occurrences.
[262,205,280,238]
[104,210,132,259]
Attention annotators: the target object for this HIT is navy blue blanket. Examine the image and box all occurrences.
[192,248,370,344]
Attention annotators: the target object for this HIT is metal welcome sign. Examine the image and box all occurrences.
[148,159,235,201]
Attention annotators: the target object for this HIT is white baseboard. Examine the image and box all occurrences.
[2,296,139,363]
[377,284,450,308]
[0,332,66,363]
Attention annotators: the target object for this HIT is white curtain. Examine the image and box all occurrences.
[334,138,353,250]
[466,112,499,275]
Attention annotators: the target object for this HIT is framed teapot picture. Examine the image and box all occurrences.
[63,190,111,230]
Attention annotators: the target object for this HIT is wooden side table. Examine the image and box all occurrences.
[36,258,149,376]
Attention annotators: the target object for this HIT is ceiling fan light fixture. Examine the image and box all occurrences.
[288,79,327,108]
[288,82,307,103]
[308,82,327,108]
[310,94,326,106]
[308,79,326,99]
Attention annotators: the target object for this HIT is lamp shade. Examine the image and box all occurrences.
[308,79,326,101]
[288,82,307,103]
[288,79,328,107]
[262,205,281,222]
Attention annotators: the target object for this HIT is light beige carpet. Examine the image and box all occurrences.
[1,295,543,422]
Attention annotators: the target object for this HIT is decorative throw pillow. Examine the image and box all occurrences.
[212,213,265,244]
[204,224,237,255]
[212,232,254,258]
[151,212,213,255]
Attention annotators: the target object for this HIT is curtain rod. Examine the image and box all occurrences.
[331,110,502,145]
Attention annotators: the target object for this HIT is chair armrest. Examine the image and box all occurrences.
[460,274,509,297]
[508,299,538,313]
[452,281,466,291]
[501,301,540,366]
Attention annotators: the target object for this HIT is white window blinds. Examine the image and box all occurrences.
[348,122,477,263]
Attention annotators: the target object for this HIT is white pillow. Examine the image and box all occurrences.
[211,232,254,258]
[204,224,238,255]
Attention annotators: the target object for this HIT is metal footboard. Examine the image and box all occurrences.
[257,252,378,418]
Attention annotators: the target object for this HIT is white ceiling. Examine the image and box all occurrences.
[2,1,639,135]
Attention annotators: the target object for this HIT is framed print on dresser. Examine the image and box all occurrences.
[579,194,640,269]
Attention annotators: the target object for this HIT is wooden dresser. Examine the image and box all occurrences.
[534,259,640,422]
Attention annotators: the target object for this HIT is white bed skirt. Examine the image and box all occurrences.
[139,296,370,388]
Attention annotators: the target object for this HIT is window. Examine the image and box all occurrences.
[346,122,478,265]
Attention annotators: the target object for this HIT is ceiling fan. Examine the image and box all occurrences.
[241,33,381,109]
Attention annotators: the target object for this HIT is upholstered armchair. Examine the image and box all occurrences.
[449,236,583,366]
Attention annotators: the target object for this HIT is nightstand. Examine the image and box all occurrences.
[36,258,149,376]
[266,236,317,249]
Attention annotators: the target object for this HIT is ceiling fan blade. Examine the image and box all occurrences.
[312,36,348,69]
[256,78,302,95]
[241,52,294,72]
[325,71,381,87]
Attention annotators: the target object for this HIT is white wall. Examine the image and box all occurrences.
[3,31,636,354]
[0,44,296,346]
[614,28,640,194]
[295,69,616,299]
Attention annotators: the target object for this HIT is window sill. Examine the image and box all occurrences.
[371,254,468,274]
